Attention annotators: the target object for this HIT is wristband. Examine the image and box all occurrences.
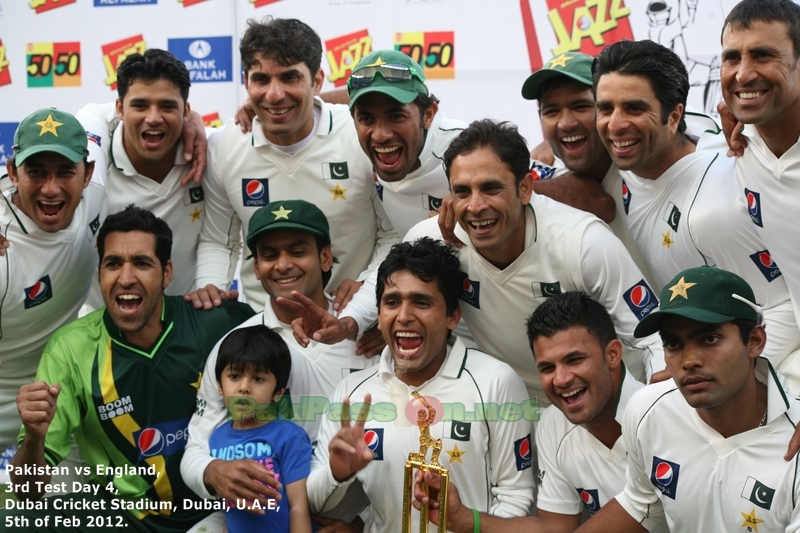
[472,508,480,533]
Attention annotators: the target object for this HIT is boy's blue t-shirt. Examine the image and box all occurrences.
[209,420,312,533]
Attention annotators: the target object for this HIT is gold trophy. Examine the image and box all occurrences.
[403,391,449,533]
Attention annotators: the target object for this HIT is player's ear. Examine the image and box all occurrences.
[668,103,684,136]
[446,305,462,332]
[313,68,325,95]
[183,101,191,120]
[422,101,438,130]
[83,161,95,189]
[6,161,18,186]
[162,259,173,289]
[116,98,124,121]
[605,338,624,369]
[518,173,534,206]
[273,387,286,403]
[320,245,333,273]
[747,324,767,360]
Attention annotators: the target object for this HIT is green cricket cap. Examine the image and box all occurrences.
[246,200,331,256]
[13,108,88,166]
[634,266,760,338]
[521,52,594,101]
[347,50,428,110]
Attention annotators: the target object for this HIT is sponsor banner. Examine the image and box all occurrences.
[0,122,19,167]
[168,36,232,83]
[0,41,11,87]
[101,35,146,90]
[394,31,455,79]
[202,112,223,128]
[30,0,76,14]
[546,0,633,56]
[94,0,157,5]
[26,42,81,88]
[325,29,372,88]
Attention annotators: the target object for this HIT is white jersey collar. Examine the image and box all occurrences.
[757,357,792,426]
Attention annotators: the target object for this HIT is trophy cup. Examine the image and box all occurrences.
[402,391,449,533]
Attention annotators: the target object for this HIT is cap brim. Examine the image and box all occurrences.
[521,70,592,100]
[349,85,419,109]
[246,223,329,254]
[634,307,737,338]
[14,144,84,166]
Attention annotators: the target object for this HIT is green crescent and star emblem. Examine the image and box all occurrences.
[427,195,443,211]
[272,205,292,220]
[189,186,204,204]
[450,421,471,441]
[665,203,681,232]
[89,214,100,235]
[742,477,775,510]
[329,162,349,180]
[532,281,562,298]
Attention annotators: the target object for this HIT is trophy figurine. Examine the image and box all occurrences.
[402,391,449,533]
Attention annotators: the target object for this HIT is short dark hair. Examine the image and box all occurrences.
[526,292,617,355]
[8,155,93,172]
[592,39,688,133]
[116,49,191,103]
[732,318,760,345]
[723,0,800,57]
[240,17,322,79]
[376,237,461,316]
[538,76,588,102]
[413,92,440,115]
[444,119,530,186]
[97,205,172,271]
[214,325,292,393]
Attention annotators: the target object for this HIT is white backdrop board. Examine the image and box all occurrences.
[0,0,763,165]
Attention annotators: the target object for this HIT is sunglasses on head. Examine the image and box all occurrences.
[348,63,417,88]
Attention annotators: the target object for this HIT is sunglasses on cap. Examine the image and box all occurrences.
[348,63,417,88]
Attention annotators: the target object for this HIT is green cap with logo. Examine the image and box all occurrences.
[246,199,331,256]
[13,108,89,166]
[634,266,761,338]
[347,50,428,110]
[521,52,594,101]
